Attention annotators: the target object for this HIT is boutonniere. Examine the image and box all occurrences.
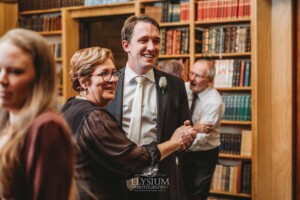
[159,76,167,94]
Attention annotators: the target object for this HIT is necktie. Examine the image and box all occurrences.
[127,76,145,191]
[190,92,198,117]
[127,76,145,146]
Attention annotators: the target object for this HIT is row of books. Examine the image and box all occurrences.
[160,28,189,55]
[197,0,251,21]
[214,59,251,88]
[220,130,252,156]
[19,0,83,11]
[19,15,62,32]
[210,160,251,194]
[197,25,251,54]
[144,1,189,23]
[84,0,129,6]
[221,93,251,121]
[49,42,62,59]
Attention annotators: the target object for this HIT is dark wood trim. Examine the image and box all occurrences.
[295,0,300,199]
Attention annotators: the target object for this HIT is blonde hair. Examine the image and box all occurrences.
[70,47,115,92]
[158,59,184,78]
[0,28,57,198]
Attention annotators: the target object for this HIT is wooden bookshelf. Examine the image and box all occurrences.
[19,9,64,106]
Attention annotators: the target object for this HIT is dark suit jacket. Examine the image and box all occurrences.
[105,67,190,200]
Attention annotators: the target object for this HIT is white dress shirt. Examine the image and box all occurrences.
[185,82,224,151]
[122,65,157,146]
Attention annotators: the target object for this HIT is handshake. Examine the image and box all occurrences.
[170,120,214,150]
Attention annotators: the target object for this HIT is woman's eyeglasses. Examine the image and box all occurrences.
[91,71,121,82]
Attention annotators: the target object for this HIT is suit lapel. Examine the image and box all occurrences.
[154,68,168,142]
[113,67,125,123]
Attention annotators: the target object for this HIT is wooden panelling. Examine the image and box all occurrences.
[0,2,17,36]
[296,0,300,199]
[256,0,293,199]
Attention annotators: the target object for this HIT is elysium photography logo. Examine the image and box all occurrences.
[129,168,170,192]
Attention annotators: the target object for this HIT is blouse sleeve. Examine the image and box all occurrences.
[24,115,74,200]
[77,109,161,177]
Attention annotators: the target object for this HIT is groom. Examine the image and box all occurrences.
[105,15,190,200]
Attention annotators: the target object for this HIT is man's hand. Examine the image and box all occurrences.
[193,121,213,133]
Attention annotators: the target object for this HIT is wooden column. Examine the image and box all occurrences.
[0,1,17,36]
[296,0,300,199]
[255,0,293,199]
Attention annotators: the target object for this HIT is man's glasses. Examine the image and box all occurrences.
[189,72,207,80]
[91,71,121,82]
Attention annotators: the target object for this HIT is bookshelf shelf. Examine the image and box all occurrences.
[221,121,252,125]
[219,153,252,160]
[196,52,251,58]
[39,31,62,36]
[195,18,251,26]
[139,0,164,3]
[160,22,190,27]
[55,58,62,62]
[159,54,190,59]
[19,8,61,15]
[217,87,252,91]
[209,190,251,198]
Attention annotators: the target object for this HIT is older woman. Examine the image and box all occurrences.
[0,28,74,199]
[62,47,196,200]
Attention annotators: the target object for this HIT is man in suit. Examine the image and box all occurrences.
[183,59,224,200]
[105,15,190,200]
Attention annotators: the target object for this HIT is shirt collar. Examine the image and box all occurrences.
[197,86,211,101]
[124,63,155,84]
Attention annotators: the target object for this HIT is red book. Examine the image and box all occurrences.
[212,0,218,20]
[245,0,251,18]
[197,1,203,21]
[232,0,238,18]
[238,0,245,18]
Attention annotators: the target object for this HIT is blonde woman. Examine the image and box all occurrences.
[0,28,75,199]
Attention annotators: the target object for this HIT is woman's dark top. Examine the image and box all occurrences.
[62,97,161,200]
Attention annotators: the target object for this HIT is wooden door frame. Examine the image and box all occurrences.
[296,0,300,199]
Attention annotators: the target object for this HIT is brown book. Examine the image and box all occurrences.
[145,6,163,23]
[241,130,252,156]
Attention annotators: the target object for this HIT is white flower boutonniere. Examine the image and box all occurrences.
[159,76,167,94]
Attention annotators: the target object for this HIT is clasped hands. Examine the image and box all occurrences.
[170,120,214,150]
[170,120,197,150]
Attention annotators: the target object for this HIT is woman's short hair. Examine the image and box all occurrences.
[121,15,160,43]
[70,47,115,92]
[158,59,184,78]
